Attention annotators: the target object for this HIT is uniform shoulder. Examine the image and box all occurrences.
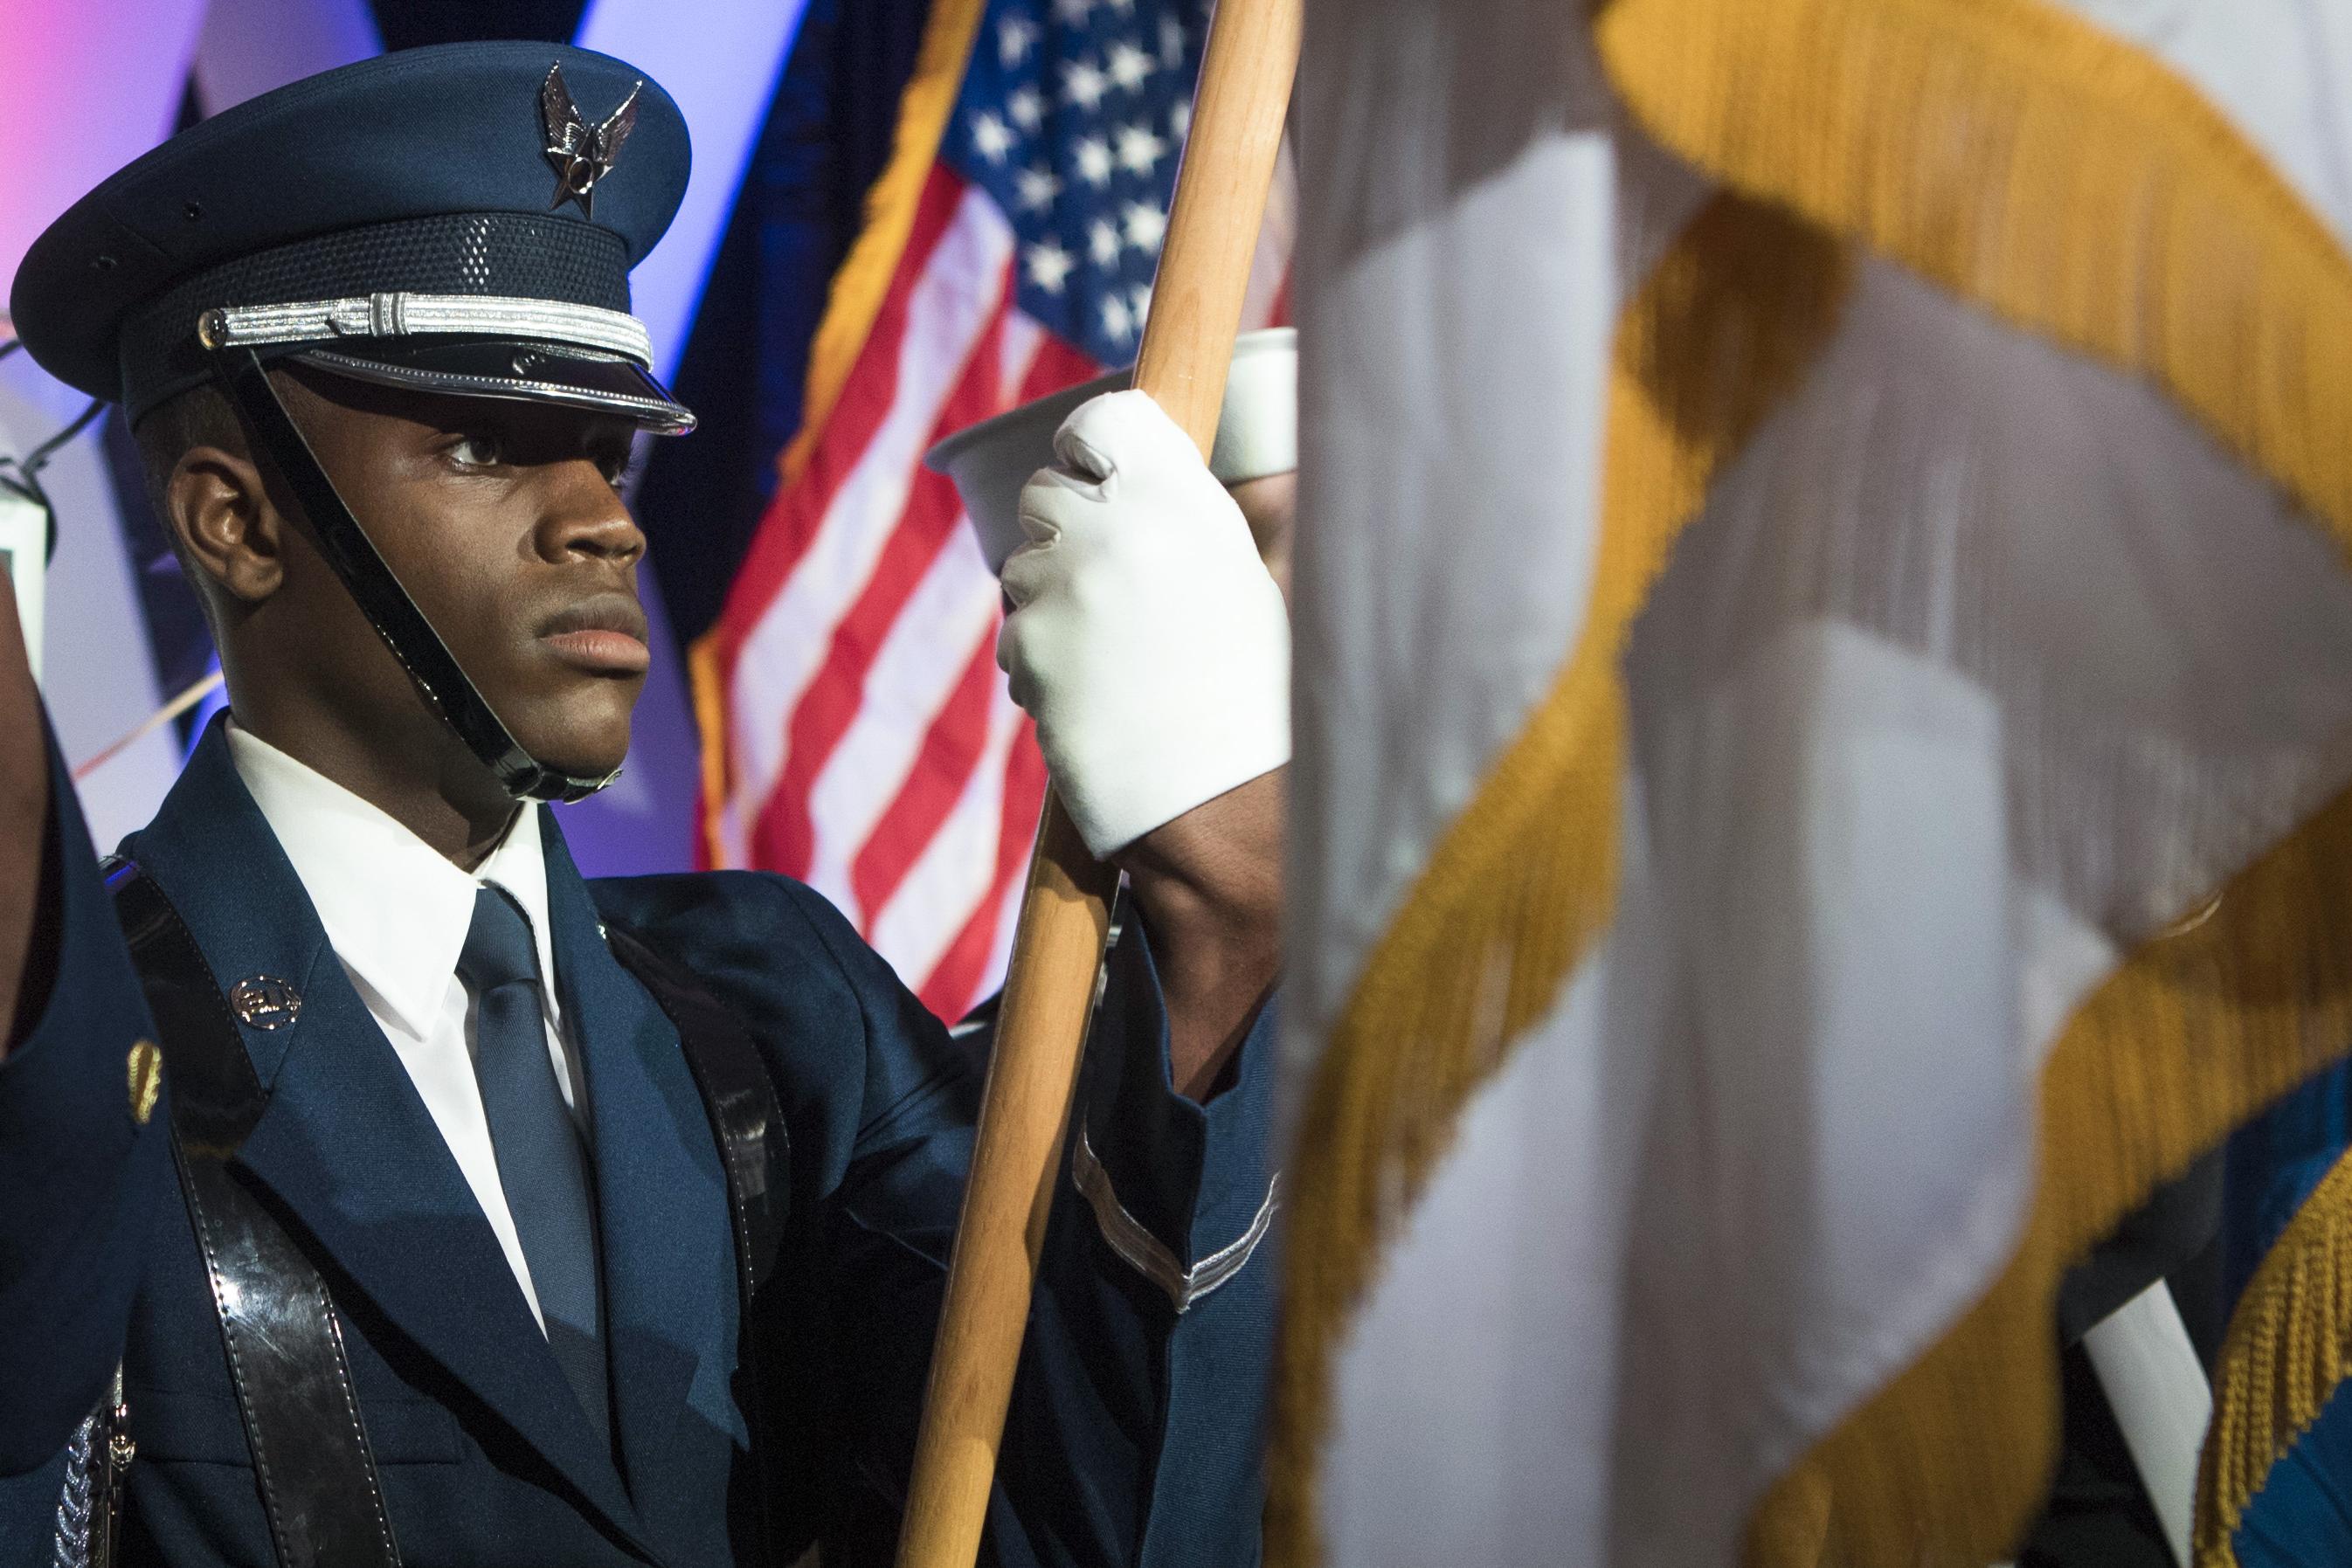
[583,872,961,1166]
[588,869,857,970]
[586,872,874,1109]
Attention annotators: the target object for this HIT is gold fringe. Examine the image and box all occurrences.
[685,0,986,869]
[1263,195,1854,1568]
[1595,0,2352,578]
[1753,785,2352,1565]
[1585,0,2352,1559]
[2196,1147,2352,1565]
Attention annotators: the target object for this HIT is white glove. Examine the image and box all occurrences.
[1000,390,1290,857]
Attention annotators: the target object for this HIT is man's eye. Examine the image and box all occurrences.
[449,434,502,467]
[596,444,637,486]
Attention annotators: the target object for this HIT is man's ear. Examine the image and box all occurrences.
[167,445,284,604]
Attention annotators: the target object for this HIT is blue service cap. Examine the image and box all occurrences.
[8,40,696,432]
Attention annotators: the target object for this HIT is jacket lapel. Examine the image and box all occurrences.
[124,720,650,1555]
[539,818,742,1552]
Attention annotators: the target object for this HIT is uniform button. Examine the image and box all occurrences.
[127,1040,163,1126]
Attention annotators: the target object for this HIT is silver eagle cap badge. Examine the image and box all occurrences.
[540,63,641,219]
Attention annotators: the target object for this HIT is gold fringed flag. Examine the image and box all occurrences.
[1269,0,2352,1563]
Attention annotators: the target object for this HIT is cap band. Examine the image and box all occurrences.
[197,293,655,365]
[117,209,632,421]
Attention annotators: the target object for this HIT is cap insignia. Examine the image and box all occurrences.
[540,64,641,220]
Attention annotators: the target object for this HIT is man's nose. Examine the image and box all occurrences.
[537,461,645,566]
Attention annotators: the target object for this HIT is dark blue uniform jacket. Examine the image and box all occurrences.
[0,719,1278,1566]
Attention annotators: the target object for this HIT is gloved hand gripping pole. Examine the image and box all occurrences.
[892,1,1304,1563]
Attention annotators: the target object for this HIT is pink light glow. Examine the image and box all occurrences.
[0,1,211,317]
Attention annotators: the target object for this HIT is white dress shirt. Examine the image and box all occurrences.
[225,720,578,1330]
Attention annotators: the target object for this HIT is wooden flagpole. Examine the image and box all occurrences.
[892,1,1303,1563]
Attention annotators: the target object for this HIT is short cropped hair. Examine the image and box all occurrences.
[128,381,252,634]
[130,380,246,526]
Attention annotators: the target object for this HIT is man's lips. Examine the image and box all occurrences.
[538,592,651,673]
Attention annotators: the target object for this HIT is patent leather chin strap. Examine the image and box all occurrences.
[213,348,619,804]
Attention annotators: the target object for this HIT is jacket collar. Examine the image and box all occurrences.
[223,720,564,1047]
[123,716,654,1558]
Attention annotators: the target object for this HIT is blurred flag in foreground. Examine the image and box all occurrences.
[1270,0,2352,1563]
[692,0,1289,1020]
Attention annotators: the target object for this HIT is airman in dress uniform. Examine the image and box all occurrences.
[0,41,1291,1568]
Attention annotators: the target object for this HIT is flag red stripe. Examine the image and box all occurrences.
[918,719,1048,1019]
[1019,331,1100,404]
[748,301,1010,877]
[706,165,972,679]
[852,624,1002,921]
[890,327,1092,1007]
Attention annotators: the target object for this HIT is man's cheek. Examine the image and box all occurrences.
[411,552,510,647]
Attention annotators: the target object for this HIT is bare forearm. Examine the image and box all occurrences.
[1116,768,1284,1100]
[0,583,50,1059]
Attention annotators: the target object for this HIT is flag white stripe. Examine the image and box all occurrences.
[723,185,1015,860]
[803,524,1005,923]
[872,665,1029,989]
[1000,307,1048,404]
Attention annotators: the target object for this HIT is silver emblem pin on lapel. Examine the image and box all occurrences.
[230,976,301,1030]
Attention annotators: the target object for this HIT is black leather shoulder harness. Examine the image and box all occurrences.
[99,860,792,1567]
[107,858,400,1568]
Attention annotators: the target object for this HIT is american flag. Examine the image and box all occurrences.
[692,0,1290,1021]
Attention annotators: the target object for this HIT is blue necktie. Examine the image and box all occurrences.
[459,885,608,1443]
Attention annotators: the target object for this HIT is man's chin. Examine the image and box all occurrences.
[523,754,626,791]
[519,736,631,784]
[509,718,634,787]
[477,673,639,786]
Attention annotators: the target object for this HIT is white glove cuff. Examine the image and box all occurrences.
[1055,611,1290,858]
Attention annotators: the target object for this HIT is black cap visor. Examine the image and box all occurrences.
[289,335,695,435]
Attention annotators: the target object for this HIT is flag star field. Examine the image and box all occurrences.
[948,0,1207,366]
